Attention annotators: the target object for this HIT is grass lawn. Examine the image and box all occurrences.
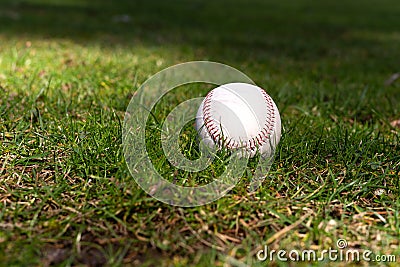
[0,0,399,266]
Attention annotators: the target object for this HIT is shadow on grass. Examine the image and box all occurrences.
[1,0,400,64]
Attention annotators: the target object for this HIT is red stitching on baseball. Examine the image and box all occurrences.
[202,86,276,152]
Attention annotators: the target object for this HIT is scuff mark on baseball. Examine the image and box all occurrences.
[195,82,281,158]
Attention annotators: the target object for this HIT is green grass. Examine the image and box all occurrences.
[0,0,399,266]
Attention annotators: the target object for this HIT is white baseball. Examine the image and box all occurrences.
[195,82,281,158]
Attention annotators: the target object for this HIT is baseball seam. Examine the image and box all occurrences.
[202,87,275,151]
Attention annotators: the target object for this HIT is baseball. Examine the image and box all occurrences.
[195,82,281,158]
